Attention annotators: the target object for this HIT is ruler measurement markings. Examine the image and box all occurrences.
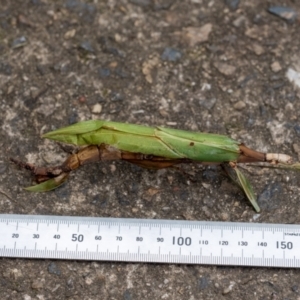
[1,215,300,267]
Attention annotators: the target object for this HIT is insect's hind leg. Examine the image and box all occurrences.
[122,153,184,170]
[221,162,260,212]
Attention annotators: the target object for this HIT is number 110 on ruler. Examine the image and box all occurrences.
[0,215,299,268]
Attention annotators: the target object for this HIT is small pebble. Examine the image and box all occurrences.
[222,281,236,295]
[48,262,61,275]
[64,29,76,39]
[224,0,240,11]
[271,61,282,73]
[201,83,211,91]
[162,206,170,211]
[182,24,212,47]
[198,276,210,290]
[286,68,300,88]
[12,36,27,49]
[98,68,111,78]
[132,110,145,114]
[202,206,212,218]
[79,41,94,53]
[115,68,128,78]
[199,97,217,110]
[78,95,86,103]
[85,277,93,285]
[123,289,133,300]
[203,183,214,191]
[233,100,246,110]
[0,162,7,174]
[161,47,182,62]
[110,164,116,173]
[129,0,150,7]
[268,6,297,22]
[31,279,44,289]
[65,0,96,23]
[153,0,173,11]
[294,125,300,137]
[110,92,124,101]
[91,103,102,114]
[0,62,12,75]
[220,212,229,221]
[233,15,246,27]
[142,56,159,84]
[214,62,236,76]
[251,43,265,56]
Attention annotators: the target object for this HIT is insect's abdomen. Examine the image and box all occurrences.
[155,127,240,162]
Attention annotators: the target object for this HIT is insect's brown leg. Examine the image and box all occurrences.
[121,153,184,169]
[10,157,66,183]
[122,156,204,182]
[10,144,123,183]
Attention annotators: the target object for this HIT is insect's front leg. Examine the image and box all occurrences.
[10,157,66,183]
[62,144,122,172]
[10,144,123,191]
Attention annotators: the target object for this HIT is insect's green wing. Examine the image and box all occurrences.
[155,127,240,163]
[43,120,182,159]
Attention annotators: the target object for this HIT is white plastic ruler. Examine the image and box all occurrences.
[0,214,299,268]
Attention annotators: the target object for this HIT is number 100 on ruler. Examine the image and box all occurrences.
[0,215,300,268]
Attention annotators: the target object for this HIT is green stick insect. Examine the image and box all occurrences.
[11,120,300,212]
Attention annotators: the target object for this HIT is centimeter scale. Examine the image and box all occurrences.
[0,214,299,268]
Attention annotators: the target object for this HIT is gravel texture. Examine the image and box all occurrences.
[1,0,300,299]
